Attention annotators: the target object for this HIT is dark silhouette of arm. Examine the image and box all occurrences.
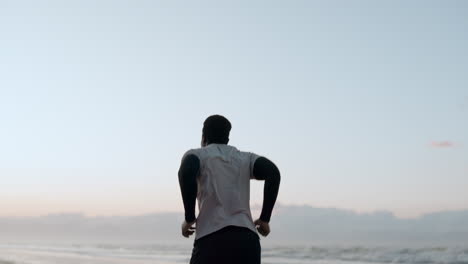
[178,154,200,223]
[253,157,281,223]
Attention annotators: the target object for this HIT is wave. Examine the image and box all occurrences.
[1,243,468,264]
[263,246,468,264]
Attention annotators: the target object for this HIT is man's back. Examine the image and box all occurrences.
[184,144,259,239]
[178,115,280,264]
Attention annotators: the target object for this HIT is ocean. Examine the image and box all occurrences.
[1,243,467,264]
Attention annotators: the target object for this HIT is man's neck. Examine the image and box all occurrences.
[206,142,227,146]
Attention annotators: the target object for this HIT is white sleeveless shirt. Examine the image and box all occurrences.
[183,144,260,240]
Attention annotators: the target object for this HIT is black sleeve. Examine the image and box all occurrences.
[253,157,281,223]
[178,154,200,223]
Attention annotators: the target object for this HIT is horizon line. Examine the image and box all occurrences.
[2,203,467,220]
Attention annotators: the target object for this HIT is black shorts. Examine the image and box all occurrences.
[190,225,261,264]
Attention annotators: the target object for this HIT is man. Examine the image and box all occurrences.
[178,115,281,264]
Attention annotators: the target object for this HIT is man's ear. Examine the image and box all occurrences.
[201,135,207,147]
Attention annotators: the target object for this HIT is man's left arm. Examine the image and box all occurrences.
[178,154,200,237]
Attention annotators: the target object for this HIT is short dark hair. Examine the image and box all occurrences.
[202,115,231,144]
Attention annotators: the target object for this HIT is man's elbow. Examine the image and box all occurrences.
[273,171,281,184]
[269,165,281,184]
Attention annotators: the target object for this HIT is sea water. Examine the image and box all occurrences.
[1,243,468,264]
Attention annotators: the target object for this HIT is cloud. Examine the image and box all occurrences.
[430,141,455,148]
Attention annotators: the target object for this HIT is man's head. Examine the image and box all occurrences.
[202,115,231,146]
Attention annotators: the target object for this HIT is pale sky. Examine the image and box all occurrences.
[1,0,467,218]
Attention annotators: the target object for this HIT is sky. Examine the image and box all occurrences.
[0,0,467,218]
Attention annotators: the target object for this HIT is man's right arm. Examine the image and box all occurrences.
[253,157,281,224]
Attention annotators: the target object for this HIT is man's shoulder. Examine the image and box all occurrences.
[238,149,261,158]
[183,145,260,161]
[222,145,260,159]
[182,148,203,158]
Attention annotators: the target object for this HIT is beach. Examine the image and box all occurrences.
[2,243,468,264]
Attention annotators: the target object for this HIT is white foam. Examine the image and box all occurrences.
[1,243,467,264]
